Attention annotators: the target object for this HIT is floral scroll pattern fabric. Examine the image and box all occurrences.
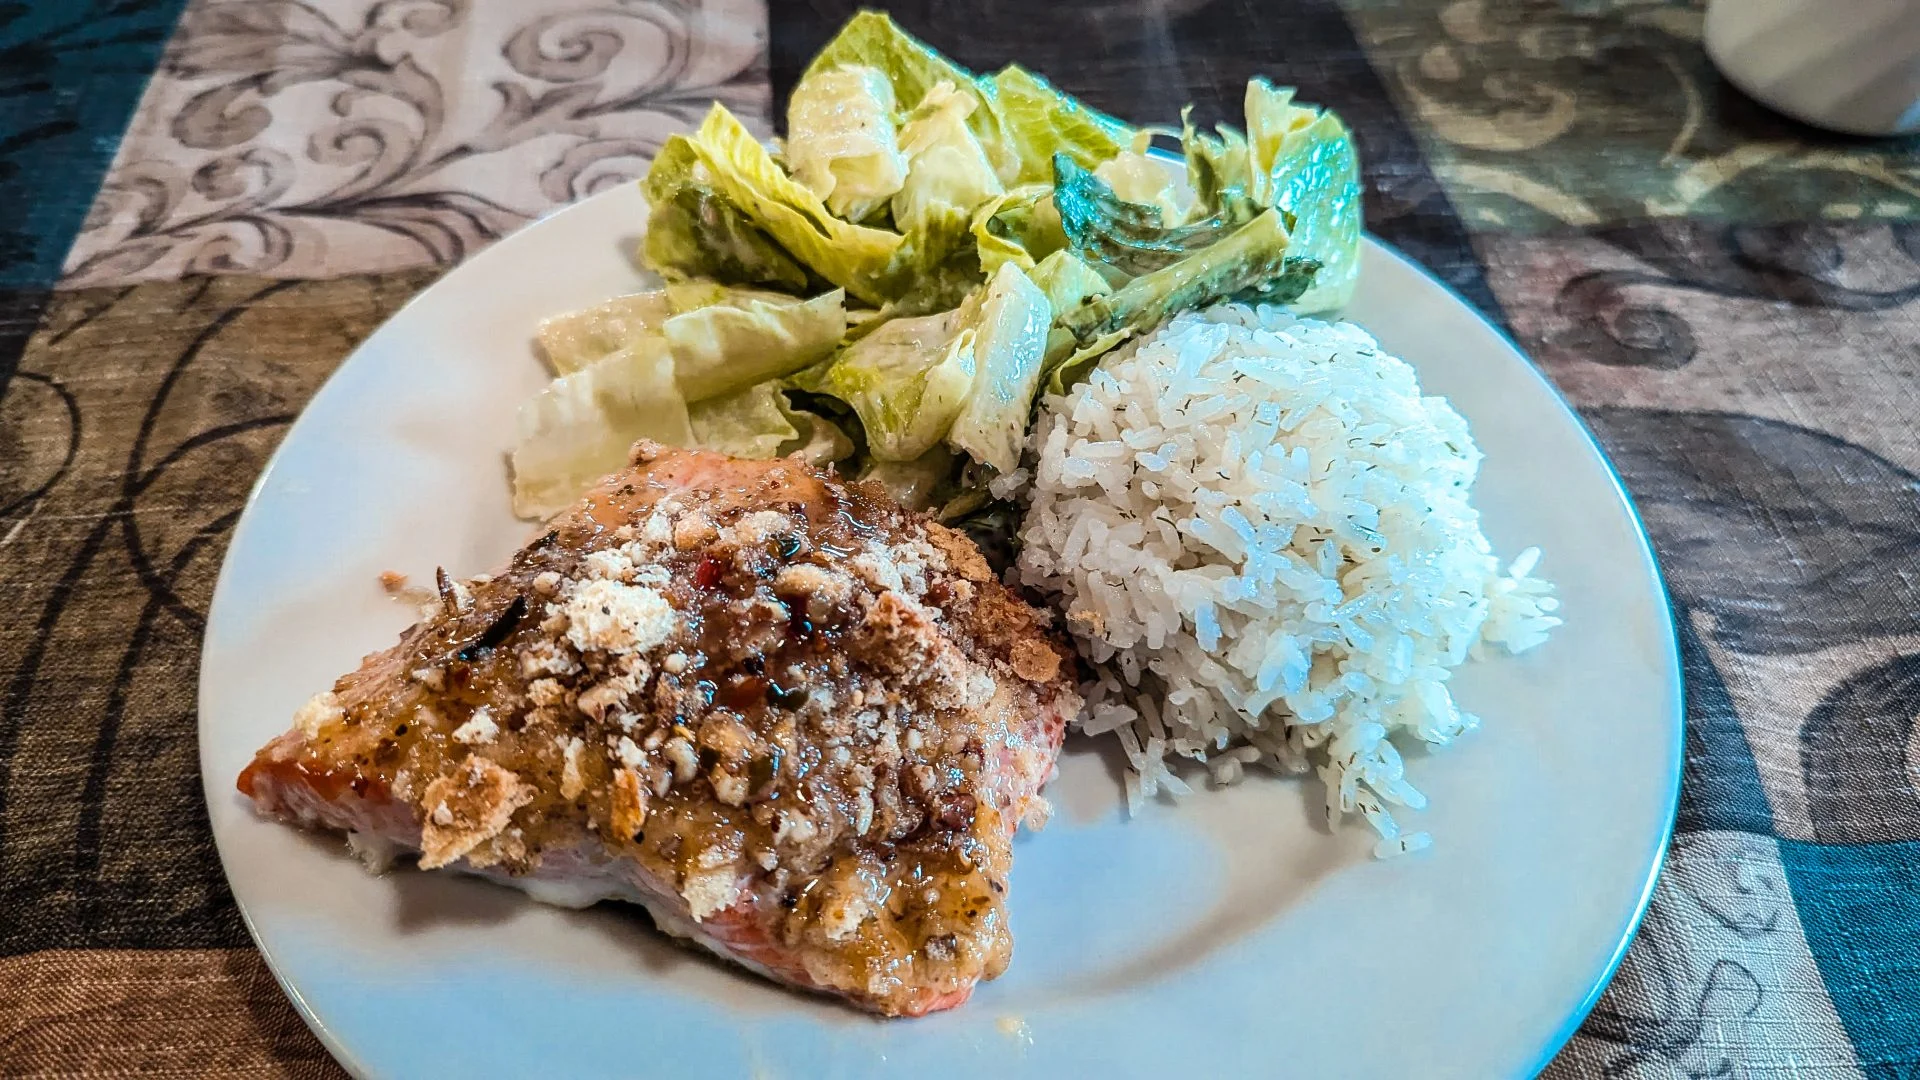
[65,0,768,285]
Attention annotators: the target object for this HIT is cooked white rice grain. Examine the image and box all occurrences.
[1015,304,1561,851]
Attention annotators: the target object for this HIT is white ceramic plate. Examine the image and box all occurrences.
[199,180,1682,1079]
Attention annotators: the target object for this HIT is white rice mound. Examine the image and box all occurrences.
[1012,304,1561,856]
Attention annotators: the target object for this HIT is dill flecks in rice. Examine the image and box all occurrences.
[1013,304,1561,856]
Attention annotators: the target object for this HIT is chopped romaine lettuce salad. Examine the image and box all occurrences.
[509,11,1363,526]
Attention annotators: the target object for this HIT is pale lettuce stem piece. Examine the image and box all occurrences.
[684,381,857,464]
[515,285,851,515]
[536,292,675,375]
[892,81,1004,236]
[948,263,1051,473]
[802,11,982,142]
[510,342,693,519]
[782,403,856,464]
[1029,249,1112,317]
[665,289,846,402]
[1094,130,1194,224]
[801,12,1134,188]
[786,64,909,221]
[534,284,793,376]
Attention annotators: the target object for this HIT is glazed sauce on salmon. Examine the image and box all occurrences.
[241,446,1078,1016]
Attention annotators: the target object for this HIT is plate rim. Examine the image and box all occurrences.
[1359,238,1685,1075]
[196,189,1685,1080]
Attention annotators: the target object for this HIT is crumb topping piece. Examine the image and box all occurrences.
[451,706,498,745]
[563,578,680,655]
[419,757,535,870]
[293,691,343,739]
[1010,639,1062,683]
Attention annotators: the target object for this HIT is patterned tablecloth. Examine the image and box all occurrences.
[3,0,1917,1075]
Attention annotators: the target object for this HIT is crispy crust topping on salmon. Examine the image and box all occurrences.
[239,444,1080,1016]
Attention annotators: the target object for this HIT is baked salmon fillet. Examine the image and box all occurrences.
[238,444,1080,1016]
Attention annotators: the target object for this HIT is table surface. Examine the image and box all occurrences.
[3,1,1917,1076]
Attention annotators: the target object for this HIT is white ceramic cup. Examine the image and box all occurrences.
[1706,0,1920,136]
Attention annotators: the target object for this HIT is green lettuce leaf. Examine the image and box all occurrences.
[681,104,905,304]
[1055,153,1260,279]
[786,64,909,221]
[1180,106,1255,222]
[880,223,984,316]
[872,193,987,316]
[511,345,693,519]
[978,65,1133,185]
[845,82,1002,311]
[967,184,1065,275]
[687,380,860,464]
[641,137,813,293]
[1055,209,1316,350]
[805,308,976,462]
[803,11,980,133]
[948,263,1051,473]
[1243,78,1362,313]
[803,12,1019,186]
[802,265,1052,472]
[1245,81,1309,210]
[801,12,1131,188]
[688,381,800,459]
[664,288,846,402]
[969,189,1037,274]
